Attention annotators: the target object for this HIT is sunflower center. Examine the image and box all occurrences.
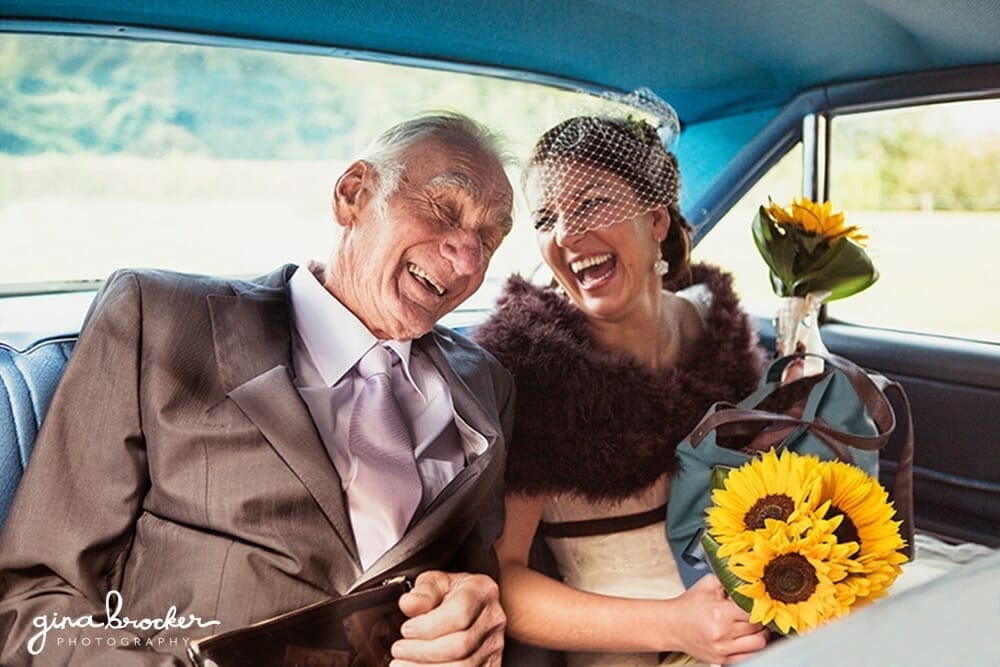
[762,553,818,603]
[829,505,860,546]
[743,494,795,530]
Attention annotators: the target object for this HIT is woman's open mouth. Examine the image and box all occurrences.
[570,253,616,289]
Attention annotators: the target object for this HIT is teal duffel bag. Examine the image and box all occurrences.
[666,352,914,586]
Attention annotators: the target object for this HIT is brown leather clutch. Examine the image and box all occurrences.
[187,578,411,667]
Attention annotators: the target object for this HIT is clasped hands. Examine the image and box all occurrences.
[391,571,505,667]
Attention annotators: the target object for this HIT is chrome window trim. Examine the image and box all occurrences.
[801,112,830,203]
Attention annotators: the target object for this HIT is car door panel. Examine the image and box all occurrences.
[822,323,1000,547]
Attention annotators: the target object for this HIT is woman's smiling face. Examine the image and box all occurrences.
[528,160,668,322]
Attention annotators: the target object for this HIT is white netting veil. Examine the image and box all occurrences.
[527,91,681,239]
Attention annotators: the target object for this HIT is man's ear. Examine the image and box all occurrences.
[331,160,376,227]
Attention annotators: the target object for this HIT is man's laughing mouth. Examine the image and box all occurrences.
[407,262,447,296]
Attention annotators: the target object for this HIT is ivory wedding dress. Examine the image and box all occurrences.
[541,475,705,666]
[538,287,715,667]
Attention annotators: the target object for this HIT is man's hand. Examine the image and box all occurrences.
[390,570,505,666]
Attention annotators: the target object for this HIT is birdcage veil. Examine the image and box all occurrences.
[527,87,682,238]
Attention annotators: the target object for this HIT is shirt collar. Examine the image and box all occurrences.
[289,264,415,387]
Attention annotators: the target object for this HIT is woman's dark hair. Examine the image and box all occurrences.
[529,116,693,289]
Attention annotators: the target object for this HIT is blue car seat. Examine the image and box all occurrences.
[0,336,76,529]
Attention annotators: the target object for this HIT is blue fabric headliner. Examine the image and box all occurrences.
[4,0,1000,125]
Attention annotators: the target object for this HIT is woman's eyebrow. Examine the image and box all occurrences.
[573,182,598,199]
[532,181,603,213]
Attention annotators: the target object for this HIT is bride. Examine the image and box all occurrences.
[476,115,770,665]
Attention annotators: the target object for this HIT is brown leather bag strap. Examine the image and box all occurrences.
[821,353,898,432]
[690,354,896,453]
[538,503,668,538]
[766,353,897,434]
[690,405,892,452]
[876,375,916,558]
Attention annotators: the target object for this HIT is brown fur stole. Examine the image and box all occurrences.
[474,263,765,501]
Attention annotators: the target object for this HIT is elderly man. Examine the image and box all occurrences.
[0,113,514,665]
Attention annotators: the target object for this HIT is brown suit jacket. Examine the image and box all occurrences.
[0,265,512,665]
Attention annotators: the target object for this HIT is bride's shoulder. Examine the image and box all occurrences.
[674,282,713,323]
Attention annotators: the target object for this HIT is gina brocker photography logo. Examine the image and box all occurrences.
[27,590,221,656]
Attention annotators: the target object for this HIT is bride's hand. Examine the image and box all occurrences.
[670,574,769,664]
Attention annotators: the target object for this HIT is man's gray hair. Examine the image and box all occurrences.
[360,112,510,206]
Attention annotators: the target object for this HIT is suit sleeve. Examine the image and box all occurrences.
[0,270,185,666]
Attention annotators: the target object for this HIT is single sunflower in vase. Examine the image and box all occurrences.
[752,197,879,374]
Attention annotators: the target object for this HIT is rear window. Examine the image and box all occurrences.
[0,32,642,314]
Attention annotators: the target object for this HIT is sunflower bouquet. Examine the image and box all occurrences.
[752,198,878,373]
[701,449,907,635]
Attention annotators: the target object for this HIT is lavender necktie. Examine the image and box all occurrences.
[347,345,422,569]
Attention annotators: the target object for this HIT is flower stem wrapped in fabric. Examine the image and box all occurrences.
[701,449,907,635]
[774,290,829,374]
[753,198,878,372]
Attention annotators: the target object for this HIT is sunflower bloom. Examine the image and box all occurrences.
[765,197,869,247]
[706,449,824,558]
[727,519,854,634]
[703,451,906,634]
[814,460,908,603]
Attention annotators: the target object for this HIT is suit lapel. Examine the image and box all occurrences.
[208,275,361,583]
[420,330,500,443]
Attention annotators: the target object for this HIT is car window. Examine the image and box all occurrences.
[691,145,803,318]
[0,32,643,314]
[694,98,1000,346]
[827,99,1000,344]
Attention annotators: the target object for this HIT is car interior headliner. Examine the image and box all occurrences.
[3,0,1000,230]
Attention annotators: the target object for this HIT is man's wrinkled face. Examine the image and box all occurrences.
[332,139,513,340]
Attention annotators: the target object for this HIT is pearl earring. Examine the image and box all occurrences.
[654,249,670,276]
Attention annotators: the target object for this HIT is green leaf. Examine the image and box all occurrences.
[769,270,789,297]
[710,466,734,491]
[701,533,755,613]
[752,207,797,297]
[789,237,879,300]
